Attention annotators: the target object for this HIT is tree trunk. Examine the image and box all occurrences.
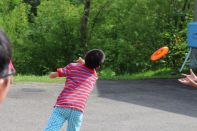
[179,0,191,29]
[195,0,197,21]
[89,0,112,41]
[80,0,91,50]
[23,0,40,22]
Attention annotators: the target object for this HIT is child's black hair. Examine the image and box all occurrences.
[0,30,12,78]
[85,49,105,69]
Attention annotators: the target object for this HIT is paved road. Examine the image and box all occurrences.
[0,79,197,131]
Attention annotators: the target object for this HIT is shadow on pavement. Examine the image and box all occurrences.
[95,79,197,118]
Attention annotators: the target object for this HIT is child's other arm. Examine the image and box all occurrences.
[76,57,85,64]
[49,72,58,78]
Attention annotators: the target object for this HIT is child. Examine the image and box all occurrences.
[0,30,15,103]
[44,49,105,131]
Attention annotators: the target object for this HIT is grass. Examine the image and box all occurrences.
[13,68,181,83]
[100,68,181,80]
[14,74,66,83]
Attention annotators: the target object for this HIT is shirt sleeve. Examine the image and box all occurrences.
[9,60,16,74]
[56,64,71,77]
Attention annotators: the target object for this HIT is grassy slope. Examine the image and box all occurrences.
[13,68,181,83]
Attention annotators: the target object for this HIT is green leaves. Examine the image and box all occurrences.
[0,0,194,75]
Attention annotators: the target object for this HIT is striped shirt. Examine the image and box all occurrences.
[55,63,98,113]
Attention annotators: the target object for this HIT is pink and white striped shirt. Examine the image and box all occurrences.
[55,63,98,112]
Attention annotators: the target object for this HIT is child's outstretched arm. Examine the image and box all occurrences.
[49,72,58,78]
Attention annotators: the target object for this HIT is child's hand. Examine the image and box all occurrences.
[49,72,58,78]
[76,57,85,64]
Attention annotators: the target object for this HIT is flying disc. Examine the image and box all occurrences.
[151,46,169,61]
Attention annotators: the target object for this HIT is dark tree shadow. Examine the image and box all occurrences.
[93,79,197,118]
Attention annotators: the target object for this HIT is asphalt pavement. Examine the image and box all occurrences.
[0,79,197,131]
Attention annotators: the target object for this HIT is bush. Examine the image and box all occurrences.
[0,0,194,75]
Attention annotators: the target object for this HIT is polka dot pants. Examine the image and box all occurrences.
[44,107,83,131]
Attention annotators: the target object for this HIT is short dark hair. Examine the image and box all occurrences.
[85,49,105,69]
[0,30,12,78]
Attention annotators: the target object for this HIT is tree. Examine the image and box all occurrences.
[195,0,197,20]
[23,0,40,22]
[80,0,91,50]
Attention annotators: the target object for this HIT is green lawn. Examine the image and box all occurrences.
[100,68,181,80]
[13,68,181,83]
[14,75,66,83]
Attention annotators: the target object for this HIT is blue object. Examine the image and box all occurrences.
[188,22,197,48]
[44,107,83,131]
[180,22,197,72]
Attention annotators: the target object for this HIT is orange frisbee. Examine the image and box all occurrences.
[151,46,169,61]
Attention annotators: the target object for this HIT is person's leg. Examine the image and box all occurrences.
[44,107,70,131]
[67,109,83,131]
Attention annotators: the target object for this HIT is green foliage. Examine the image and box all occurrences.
[88,0,193,73]
[99,68,116,78]
[0,0,194,75]
[24,0,83,74]
[0,0,31,73]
